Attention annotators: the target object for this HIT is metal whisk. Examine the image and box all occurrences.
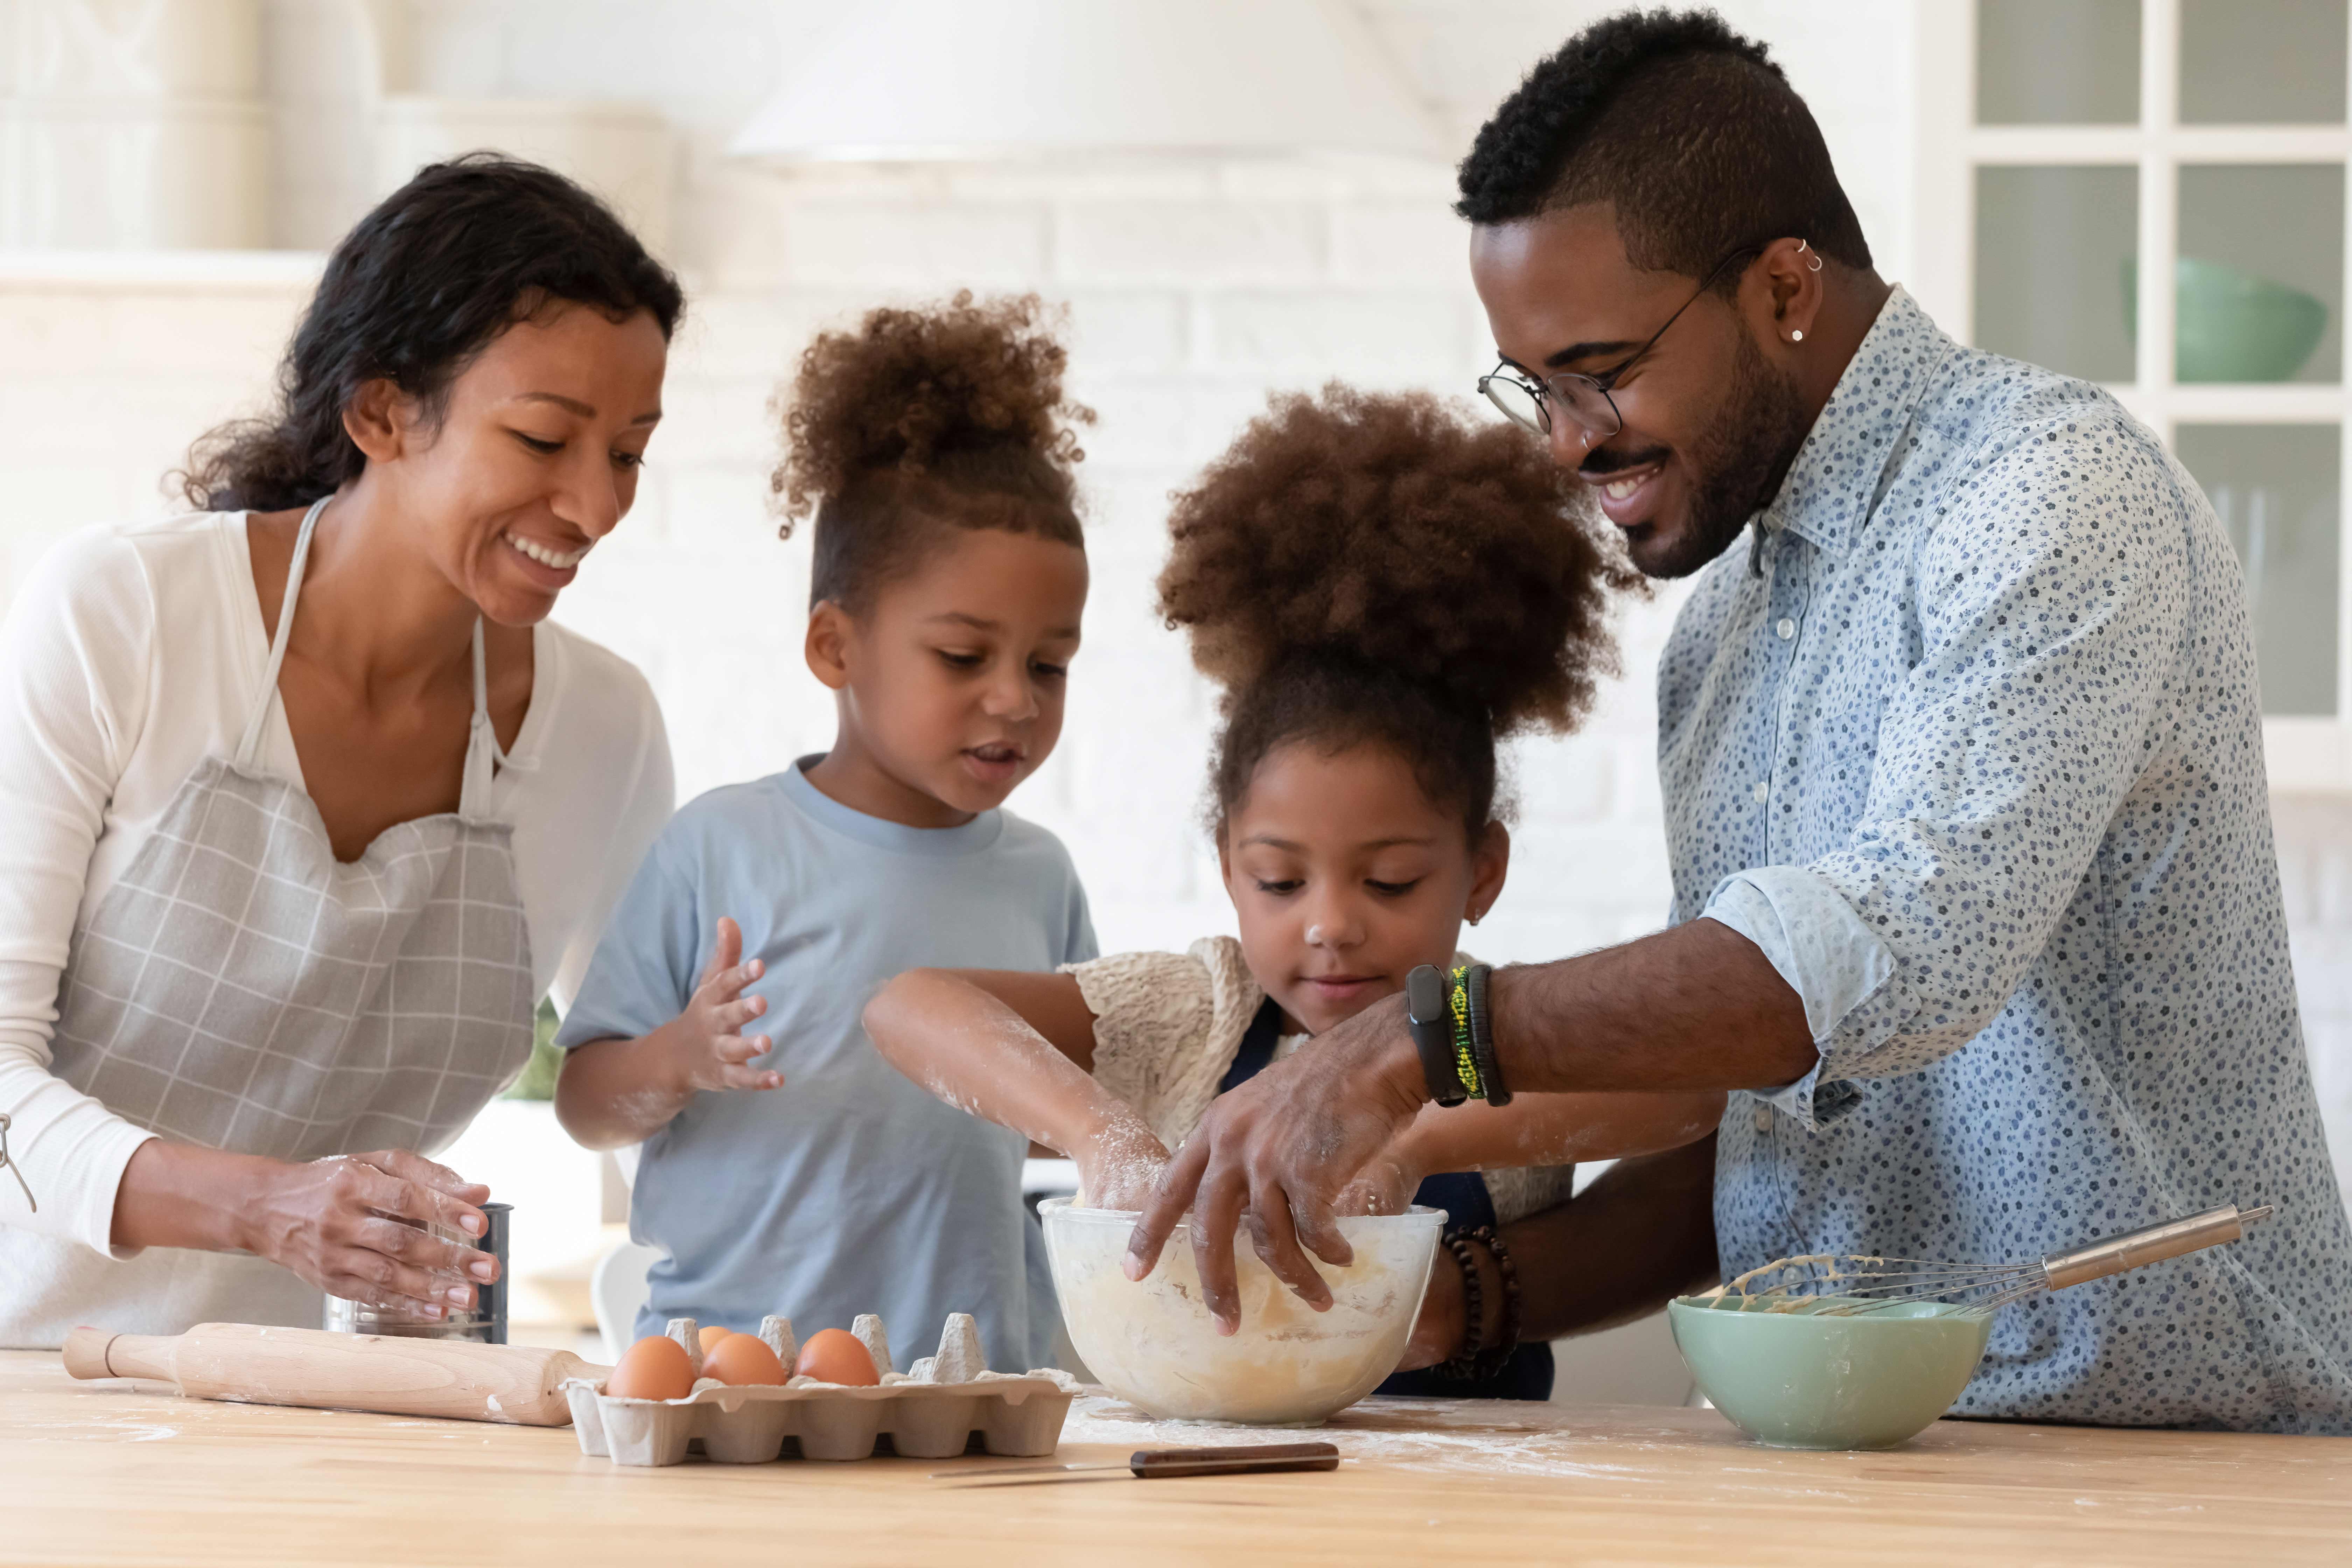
[1714,1203,2273,1317]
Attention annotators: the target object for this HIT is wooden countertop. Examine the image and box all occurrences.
[7,1350,2350,1566]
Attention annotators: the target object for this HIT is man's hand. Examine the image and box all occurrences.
[1124,991,1427,1334]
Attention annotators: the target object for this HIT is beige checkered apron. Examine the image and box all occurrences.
[4,498,535,1343]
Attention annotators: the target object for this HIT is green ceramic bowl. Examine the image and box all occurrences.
[1667,1295,1992,1450]
[2123,256,2330,382]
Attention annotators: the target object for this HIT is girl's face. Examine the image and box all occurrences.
[808,527,1088,824]
[1219,740,1509,1036]
[360,302,670,626]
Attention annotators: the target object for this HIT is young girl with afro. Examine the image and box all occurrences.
[555,295,1097,1372]
[865,386,1724,1399]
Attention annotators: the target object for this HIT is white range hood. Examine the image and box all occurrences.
[730,0,1444,163]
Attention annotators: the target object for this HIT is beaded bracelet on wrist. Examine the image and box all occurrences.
[1436,1230,1485,1379]
[1435,1224,1522,1382]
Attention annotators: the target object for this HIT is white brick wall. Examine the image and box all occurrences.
[1,0,2345,1191]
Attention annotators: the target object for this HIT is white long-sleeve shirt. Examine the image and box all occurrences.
[0,512,673,1273]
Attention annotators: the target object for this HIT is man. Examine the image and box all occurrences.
[1128,9,2352,1432]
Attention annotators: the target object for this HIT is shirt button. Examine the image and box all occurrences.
[1751,780,1769,804]
[1754,1102,1773,1133]
[1776,617,1797,640]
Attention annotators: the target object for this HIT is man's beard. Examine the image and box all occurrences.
[1632,331,1812,581]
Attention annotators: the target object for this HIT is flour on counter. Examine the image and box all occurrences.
[1060,1393,1657,1480]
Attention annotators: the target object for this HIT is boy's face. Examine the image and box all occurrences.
[1219,741,1508,1037]
[812,527,1087,822]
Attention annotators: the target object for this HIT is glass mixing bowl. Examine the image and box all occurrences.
[1041,1197,1443,1425]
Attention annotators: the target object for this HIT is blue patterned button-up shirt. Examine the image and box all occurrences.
[1665,287,2352,1432]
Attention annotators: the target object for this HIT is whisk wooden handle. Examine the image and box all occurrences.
[2042,1204,2270,1291]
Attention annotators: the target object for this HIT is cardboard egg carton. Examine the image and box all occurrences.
[565,1311,1080,1466]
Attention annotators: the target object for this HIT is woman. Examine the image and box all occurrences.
[0,156,680,1346]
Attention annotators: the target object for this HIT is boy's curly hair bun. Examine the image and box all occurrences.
[771,290,1092,607]
[1158,385,1638,834]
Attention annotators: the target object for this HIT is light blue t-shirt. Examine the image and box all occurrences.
[556,757,1096,1372]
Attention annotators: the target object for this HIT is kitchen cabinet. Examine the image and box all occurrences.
[1916,0,2352,782]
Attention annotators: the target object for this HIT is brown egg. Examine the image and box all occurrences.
[605,1334,695,1401]
[701,1332,788,1387]
[696,1324,734,1356]
[793,1328,880,1385]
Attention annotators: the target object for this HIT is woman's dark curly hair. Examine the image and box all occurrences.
[180,154,683,511]
[1158,385,1638,839]
[771,291,1091,609]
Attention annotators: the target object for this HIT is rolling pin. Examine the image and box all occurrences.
[63,1322,609,1426]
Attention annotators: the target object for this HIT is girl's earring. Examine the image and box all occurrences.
[1790,329,1805,343]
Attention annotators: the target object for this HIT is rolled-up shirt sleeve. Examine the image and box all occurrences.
[1703,420,2190,1127]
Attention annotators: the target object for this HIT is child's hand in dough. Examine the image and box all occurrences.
[664,917,783,1094]
[1333,1149,1420,1218]
[1074,1113,1169,1212]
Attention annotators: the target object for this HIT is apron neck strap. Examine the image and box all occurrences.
[236,497,504,820]
[236,498,330,768]
[460,620,499,820]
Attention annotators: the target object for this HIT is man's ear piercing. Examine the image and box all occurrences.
[1790,329,1805,342]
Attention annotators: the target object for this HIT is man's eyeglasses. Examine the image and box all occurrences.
[1478,245,1764,446]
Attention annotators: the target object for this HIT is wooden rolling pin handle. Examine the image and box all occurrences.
[62,1327,173,1384]
[59,1323,606,1426]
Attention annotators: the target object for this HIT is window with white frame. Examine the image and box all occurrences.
[1912,0,2352,788]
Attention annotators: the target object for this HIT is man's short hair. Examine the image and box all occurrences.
[1454,7,1872,281]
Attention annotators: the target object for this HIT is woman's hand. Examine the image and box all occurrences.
[113,1140,498,1317]
[1073,1115,1169,1211]
[657,917,781,1095]
[241,1149,500,1315]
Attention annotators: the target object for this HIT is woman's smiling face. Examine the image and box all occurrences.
[1220,740,1508,1037]
[365,301,670,626]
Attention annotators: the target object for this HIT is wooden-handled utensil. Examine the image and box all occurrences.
[936,1442,1342,1487]
[63,1321,609,1427]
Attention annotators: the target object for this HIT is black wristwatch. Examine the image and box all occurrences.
[1405,963,1511,1107]
[1406,964,1469,1105]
